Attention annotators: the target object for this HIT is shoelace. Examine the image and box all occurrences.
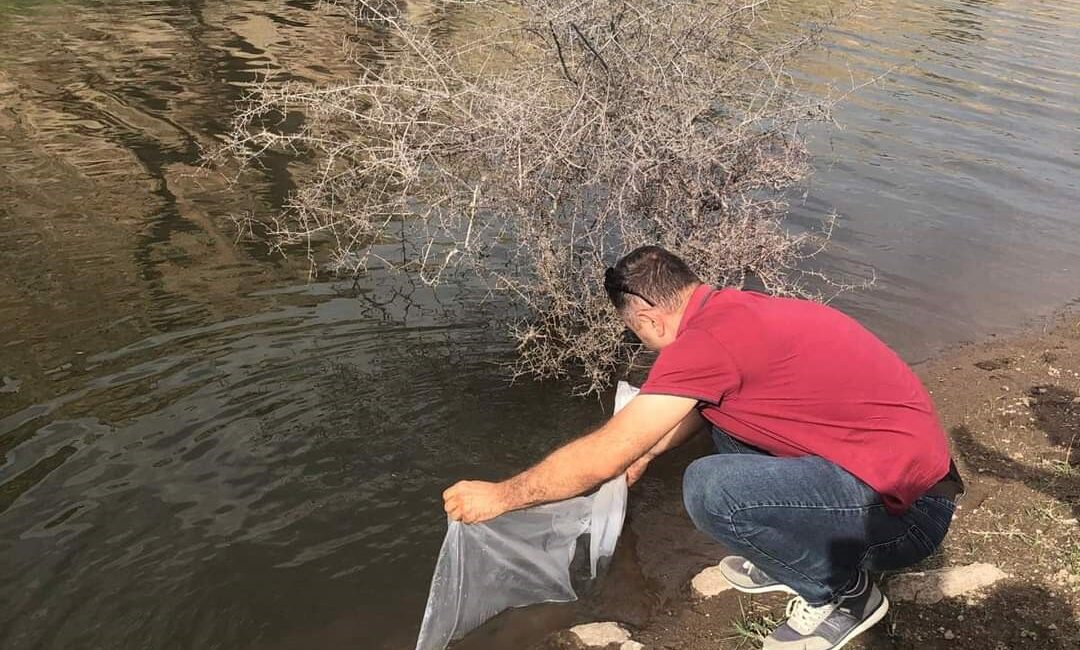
[742,559,769,583]
[784,596,838,635]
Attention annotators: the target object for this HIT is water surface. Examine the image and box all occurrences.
[0,0,1077,648]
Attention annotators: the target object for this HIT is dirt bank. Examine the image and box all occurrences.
[541,311,1080,650]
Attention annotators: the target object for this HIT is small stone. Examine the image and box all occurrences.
[944,629,956,640]
[691,565,734,598]
[620,642,645,650]
[888,563,1008,604]
[570,622,632,647]
[1072,397,1080,404]
[1061,518,1077,526]
[0,376,20,394]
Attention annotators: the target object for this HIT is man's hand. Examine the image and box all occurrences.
[443,480,511,524]
[625,454,653,487]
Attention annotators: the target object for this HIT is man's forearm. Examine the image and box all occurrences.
[642,410,706,461]
[443,393,699,523]
[498,411,706,511]
[498,428,629,511]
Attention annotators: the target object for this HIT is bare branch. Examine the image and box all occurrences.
[208,0,871,394]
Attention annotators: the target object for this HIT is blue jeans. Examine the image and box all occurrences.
[682,427,955,605]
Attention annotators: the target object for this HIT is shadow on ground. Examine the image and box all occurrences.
[855,381,1080,648]
[949,384,1079,517]
[861,580,1080,649]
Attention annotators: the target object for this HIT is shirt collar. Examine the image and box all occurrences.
[676,284,715,337]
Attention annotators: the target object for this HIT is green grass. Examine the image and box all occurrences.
[1044,458,1075,477]
[1068,542,1080,577]
[727,598,784,648]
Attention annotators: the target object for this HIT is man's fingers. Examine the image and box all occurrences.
[447,506,471,524]
[444,491,460,516]
[625,459,647,487]
[442,479,504,525]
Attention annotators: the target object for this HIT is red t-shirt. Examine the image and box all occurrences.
[641,285,950,514]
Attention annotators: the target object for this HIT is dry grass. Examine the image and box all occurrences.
[209,0,869,394]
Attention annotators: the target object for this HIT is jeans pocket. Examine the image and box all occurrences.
[909,525,938,556]
[914,496,956,539]
[862,525,938,572]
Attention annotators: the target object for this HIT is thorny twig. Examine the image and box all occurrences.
[209,0,873,394]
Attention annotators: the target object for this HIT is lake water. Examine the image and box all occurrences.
[0,1,1077,648]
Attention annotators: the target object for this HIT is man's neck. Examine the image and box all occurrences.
[668,282,705,332]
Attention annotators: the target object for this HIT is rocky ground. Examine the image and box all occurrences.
[545,312,1080,650]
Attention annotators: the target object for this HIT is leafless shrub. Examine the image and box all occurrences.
[210,0,867,394]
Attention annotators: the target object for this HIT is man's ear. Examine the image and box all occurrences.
[652,313,667,337]
[640,308,664,335]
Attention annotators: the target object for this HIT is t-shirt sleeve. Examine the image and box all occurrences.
[640,328,740,405]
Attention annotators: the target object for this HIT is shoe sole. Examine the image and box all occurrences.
[720,574,798,595]
[828,593,890,650]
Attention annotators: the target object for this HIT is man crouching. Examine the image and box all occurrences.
[443,245,961,649]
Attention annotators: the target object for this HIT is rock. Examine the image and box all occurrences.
[620,642,645,650]
[888,563,1008,604]
[975,358,1013,371]
[944,629,956,640]
[0,376,20,394]
[691,565,734,598]
[570,622,632,647]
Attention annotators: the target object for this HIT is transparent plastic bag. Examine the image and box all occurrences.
[414,382,639,650]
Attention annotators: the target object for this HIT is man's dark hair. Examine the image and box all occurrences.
[604,245,701,312]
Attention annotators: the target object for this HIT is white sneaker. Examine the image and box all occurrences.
[762,571,889,650]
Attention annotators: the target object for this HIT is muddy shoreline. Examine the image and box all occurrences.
[502,309,1080,650]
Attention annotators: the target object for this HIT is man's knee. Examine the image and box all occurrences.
[682,456,734,530]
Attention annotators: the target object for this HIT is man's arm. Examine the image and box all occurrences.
[626,409,706,485]
[443,393,698,523]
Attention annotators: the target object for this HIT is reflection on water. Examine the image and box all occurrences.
[1,274,599,649]
[0,0,1077,648]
